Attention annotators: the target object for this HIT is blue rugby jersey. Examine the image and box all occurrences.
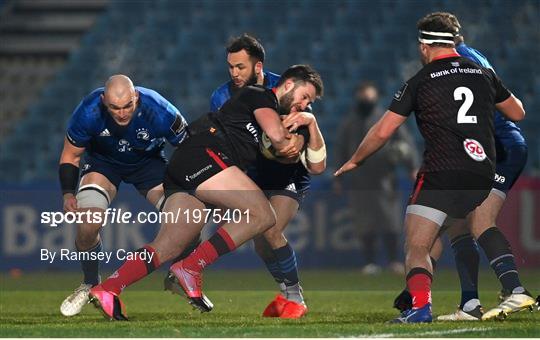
[66,86,188,166]
[210,71,281,111]
[457,43,526,147]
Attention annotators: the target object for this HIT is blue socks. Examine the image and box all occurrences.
[262,257,285,285]
[79,240,102,286]
[273,243,299,286]
[451,234,480,309]
[477,227,522,292]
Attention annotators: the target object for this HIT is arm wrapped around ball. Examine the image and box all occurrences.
[281,111,327,174]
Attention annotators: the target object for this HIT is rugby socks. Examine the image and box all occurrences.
[274,243,303,303]
[477,227,523,293]
[451,234,480,309]
[261,256,286,287]
[170,236,201,264]
[183,228,236,273]
[406,267,432,309]
[78,240,102,286]
[101,245,160,295]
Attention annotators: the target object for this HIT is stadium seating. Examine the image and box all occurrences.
[1,0,539,182]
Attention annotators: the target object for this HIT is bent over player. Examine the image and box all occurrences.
[335,14,525,323]
[59,75,188,316]
[88,65,324,320]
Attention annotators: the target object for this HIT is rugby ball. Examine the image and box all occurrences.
[259,132,303,165]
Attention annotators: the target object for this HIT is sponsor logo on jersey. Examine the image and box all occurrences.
[136,128,150,140]
[463,138,486,161]
[118,139,131,152]
[81,164,91,172]
[99,128,110,137]
[451,61,460,67]
[246,122,259,143]
[495,173,506,184]
[393,82,408,101]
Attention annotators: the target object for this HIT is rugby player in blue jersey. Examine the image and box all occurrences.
[392,12,535,321]
[205,34,325,318]
[59,75,189,316]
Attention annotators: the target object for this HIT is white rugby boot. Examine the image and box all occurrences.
[60,283,92,316]
[482,291,536,320]
[437,305,483,321]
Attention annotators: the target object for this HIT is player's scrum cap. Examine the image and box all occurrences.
[418,30,456,45]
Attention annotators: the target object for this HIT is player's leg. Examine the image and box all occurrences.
[391,210,442,323]
[60,170,118,317]
[437,219,483,321]
[260,194,307,318]
[170,166,277,308]
[129,158,203,292]
[471,145,534,319]
[391,171,483,323]
[393,236,440,313]
[253,236,286,295]
[470,192,535,319]
[89,191,207,319]
[146,183,200,256]
[175,166,276,267]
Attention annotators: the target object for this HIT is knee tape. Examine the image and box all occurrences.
[77,184,110,210]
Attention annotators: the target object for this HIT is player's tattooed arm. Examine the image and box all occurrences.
[334,110,406,177]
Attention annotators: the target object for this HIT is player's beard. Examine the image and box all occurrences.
[245,66,258,87]
[231,67,258,89]
[277,89,295,116]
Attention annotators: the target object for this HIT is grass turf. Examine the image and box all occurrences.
[1,269,539,337]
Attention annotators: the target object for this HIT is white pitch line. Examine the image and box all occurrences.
[354,326,494,338]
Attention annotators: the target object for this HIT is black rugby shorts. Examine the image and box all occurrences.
[407,170,493,221]
[163,132,234,194]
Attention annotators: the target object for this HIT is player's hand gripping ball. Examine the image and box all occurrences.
[259,132,303,164]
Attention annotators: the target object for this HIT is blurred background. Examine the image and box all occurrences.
[0,0,539,275]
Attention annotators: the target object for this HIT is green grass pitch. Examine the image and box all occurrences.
[1,269,539,337]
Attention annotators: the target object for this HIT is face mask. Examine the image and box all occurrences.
[356,99,377,116]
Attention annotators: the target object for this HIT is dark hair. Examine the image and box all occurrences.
[417,12,459,48]
[226,33,265,62]
[277,64,324,97]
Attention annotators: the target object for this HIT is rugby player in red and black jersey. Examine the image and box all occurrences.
[88,65,324,320]
[335,14,525,323]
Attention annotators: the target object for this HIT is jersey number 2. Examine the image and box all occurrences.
[454,86,477,124]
